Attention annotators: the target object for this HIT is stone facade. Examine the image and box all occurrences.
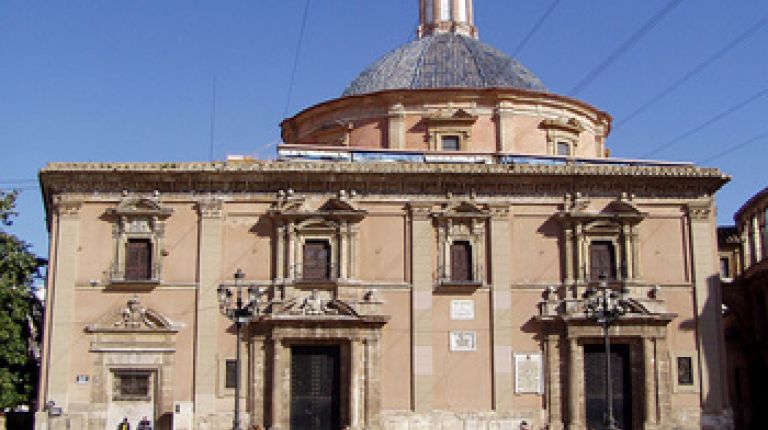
[35,1,732,430]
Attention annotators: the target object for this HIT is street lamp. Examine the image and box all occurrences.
[217,269,267,430]
[583,278,628,430]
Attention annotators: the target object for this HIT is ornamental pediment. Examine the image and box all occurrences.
[108,197,173,218]
[86,297,178,333]
[433,200,490,219]
[271,290,360,319]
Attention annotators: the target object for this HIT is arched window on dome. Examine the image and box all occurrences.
[440,0,451,21]
[425,1,434,23]
[456,0,468,23]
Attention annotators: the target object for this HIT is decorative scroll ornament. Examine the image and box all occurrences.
[86,297,177,332]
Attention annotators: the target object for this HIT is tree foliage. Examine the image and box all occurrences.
[0,191,44,410]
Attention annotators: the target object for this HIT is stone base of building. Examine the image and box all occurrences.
[379,410,545,430]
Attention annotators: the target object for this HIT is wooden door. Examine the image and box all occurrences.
[291,346,341,430]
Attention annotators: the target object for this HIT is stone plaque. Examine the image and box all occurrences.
[449,331,476,351]
[451,300,475,320]
[514,353,543,394]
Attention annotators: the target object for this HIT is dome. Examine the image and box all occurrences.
[342,33,546,97]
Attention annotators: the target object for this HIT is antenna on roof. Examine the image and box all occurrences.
[209,74,217,161]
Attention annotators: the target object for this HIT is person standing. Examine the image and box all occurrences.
[117,417,130,430]
[137,416,152,430]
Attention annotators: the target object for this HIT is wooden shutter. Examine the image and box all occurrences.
[450,241,472,282]
[126,239,152,281]
[589,241,615,280]
[303,241,330,280]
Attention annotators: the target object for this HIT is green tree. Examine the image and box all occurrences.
[0,191,44,410]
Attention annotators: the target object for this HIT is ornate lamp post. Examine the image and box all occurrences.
[217,269,266,430]
[583,279,628,430]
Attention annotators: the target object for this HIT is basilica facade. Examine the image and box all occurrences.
[36,1,732,429]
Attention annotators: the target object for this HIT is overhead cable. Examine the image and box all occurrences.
[282,0,311,118]
[617,12,768,128]
[697,129,768,165]
[512,0,562,57]
[641,87,768,158]
[568,0,683,97]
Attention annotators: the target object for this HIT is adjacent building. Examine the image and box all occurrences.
[720,187,768,430]
[36,1,733,429]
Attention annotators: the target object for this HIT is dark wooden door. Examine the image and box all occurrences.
[303,241,330,280]
[291,346,341,430]
[584,344,632,430]
[589,241,615,280]
[125,239,151,280]
[450,241,472,282]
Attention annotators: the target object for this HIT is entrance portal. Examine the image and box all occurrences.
[584,343,632,430]
[290,345,341,430]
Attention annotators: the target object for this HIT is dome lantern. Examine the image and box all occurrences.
[418,0,477,39]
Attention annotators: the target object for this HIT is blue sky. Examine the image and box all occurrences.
[2,0,767,257]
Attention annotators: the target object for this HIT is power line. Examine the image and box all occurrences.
[511,0,561,57]
[697,129,768,165]
[282,0,311,118]
[568,0,682,97]
[641,87,768,158]
[617,12,768,128]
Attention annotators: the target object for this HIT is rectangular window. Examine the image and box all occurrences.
[720,257,731,279]
[441,135,460,151]
[456,0,467,22]
[440,0,451,20]
[425,1,433,23]
[303,240,331,280]
[450,241,472,282]
[225,359,238,389]
[556,142,571,156]
[677,357,694,385]
[113,371,151,401]
[589,241,616,280]
[125,239,152,281]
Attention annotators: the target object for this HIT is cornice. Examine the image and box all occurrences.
[39,160,729,217]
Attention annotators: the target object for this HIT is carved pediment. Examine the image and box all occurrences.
[434,200,490,219]
[86,297,178,333]
[539,117,585,134]
[425,108,478,124]
[273,290,360,318]
[108,197,173,218]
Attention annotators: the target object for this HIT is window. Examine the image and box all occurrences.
[425,1,433,23]
[589,241,616,280]
[556,142,571,156]
[450,241,472,282]
[113,370,151,401]
[303,240,331,280]
[456,0,467,22]
[125,239,152,281]
[677,357,694,385]
[441,135,460,151]
[720,257,731,279]
[440,0,451,20]
[225,359,238,389]
[761,209,768,259]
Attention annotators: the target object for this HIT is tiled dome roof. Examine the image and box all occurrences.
[342,33,546,97]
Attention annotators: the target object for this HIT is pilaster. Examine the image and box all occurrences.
[409,202,433,412]
[194,197,224,417]
[686,200,727,414]
[546,334,564,430]
[643,337,658,427]
[567,337,584,430]
[45,198,82,410]
[387,103,406,150]
[489,204,514,411]
[495,101,514,152]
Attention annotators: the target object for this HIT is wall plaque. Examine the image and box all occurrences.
[449,331,476,351]
[451,300,475,320]
[514,353,543,394]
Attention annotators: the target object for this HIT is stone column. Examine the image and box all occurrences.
[287,221,296,279]
[546,334,564,430]
[387,103,406,150]
[250,336,266,428]
[495,101,515,152]
[409,203,433,412]
[564,224,575,283]
[567,337,584,430]
[44,198,82,410]
[271,337,287,430]
[656,336,672,426]
[339,223,349,280]
[631,228,641,280]
[350,338,363,428]
[490,204,514,411]
[622,224,632,280]
[275,222,285,280]
[687,201,728,414]
[194,198,224,418]
[576,224,586,283]
[643,337,658,427]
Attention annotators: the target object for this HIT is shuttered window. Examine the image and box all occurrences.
[450,241,472,282]
[589,241,615,280]
[303,240,331,280]
[125,239,152,281]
